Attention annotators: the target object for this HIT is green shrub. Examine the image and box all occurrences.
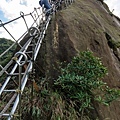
[54,51,120,114]
[23,51,120,119]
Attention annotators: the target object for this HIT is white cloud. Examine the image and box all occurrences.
[104,0,120,17]
[0,0,32,19]
[0,0,41,40]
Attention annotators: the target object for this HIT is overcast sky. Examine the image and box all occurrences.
[104,0,120,17]
[0,0,39,40]
[0,0,120,40]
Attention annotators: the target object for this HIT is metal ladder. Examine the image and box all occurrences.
[0,15,51,120]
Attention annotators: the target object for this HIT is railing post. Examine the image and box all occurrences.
[13,52,28,120]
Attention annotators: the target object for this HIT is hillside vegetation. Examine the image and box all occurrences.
[0,38,16,66]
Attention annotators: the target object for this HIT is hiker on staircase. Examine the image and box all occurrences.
[39,0,53,16]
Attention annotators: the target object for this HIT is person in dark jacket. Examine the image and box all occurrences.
[39,0,52,10]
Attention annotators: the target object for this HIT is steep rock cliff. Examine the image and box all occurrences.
[36,0,120,119]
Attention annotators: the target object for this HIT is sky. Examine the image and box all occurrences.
[0,0,40,40]
[104,0,120,17]
[0,0,120,40]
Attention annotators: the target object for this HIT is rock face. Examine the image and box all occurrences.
[37,0,120,119]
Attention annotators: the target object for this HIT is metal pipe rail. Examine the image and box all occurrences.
[0,15,52,120]
[0,0,74,119]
